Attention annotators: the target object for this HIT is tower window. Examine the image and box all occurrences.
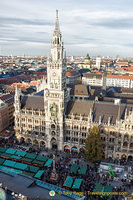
[58,52,60,59]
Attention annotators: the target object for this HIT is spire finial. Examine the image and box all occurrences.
[56,10,58,19]
[54,10,60,33]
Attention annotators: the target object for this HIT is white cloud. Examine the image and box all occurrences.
[0,0,133,56]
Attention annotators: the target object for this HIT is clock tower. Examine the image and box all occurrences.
[44,10,68,151]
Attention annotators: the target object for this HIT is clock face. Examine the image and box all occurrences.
[53,72,56,76]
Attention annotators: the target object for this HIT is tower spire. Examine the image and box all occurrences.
[54,9,60,33]
[56,9,58,19]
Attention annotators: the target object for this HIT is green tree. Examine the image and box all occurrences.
[84,126,103,162]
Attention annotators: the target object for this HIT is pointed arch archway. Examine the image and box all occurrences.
[19,137,25,144]
[127,155,132,161]
[71,146,78,153]
[40,141,45,147]
[121,154,126,159]
[33,139,39,147]
[64,145,70,152]
[51,137,57,150]
[26,138,32,145]
[130,143,133,148]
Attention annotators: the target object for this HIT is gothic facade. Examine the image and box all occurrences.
[14,11,133,161]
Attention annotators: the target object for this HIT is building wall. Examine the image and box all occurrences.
[8,101,14,126]
[0,104,9,132]
[14,108,46,147]
[14,106,133,160]
[82,76,103,86]
[64,114,133,160]
[82,75,133,88]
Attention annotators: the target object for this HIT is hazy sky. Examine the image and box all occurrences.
[0,0,133,57]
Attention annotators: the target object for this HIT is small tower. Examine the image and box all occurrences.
[96,56,101,69]
[14,85,21,114]
[102,64,107,91]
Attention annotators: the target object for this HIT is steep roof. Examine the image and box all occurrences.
[70,84,89,96]
[21,96,44,111]
[0,94,14,104]
[66,101,93,116]
[93,102,133,124]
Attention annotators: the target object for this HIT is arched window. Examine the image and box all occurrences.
[130,143,133,148]
[51,131,56,136]
[123,142,128,147]
[51,124,55,129]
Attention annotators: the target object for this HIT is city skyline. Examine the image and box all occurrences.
[0,0,133,57]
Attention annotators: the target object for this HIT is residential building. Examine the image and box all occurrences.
[82,73,133,88]
[0,99,9,131]
[0,93,14,126]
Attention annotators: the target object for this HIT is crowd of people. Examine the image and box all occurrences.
[1,140,133,200]
[40,150,133,200]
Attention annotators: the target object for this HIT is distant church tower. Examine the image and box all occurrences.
[44,10,68,151]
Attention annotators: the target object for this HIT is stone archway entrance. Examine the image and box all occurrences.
[127,155,132,161]
[79,148,84,153]
[26,138,32,145]
[33,139,39,147]
[121,154,126,160]
[64,145,70,152]
[71,146,78,153]
[51,138,57,150]
[40,141,45,148]
[19,137,25,144]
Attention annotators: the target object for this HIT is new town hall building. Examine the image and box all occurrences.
[14,11,133,161]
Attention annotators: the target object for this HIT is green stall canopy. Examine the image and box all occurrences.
[44,159,53,167]
[0,147,6,153]
[22,171,35,177]
[5,148,16,155]
[103,185,113,196]
[3,160,16,168]
[0,165,22,174]
[36,155,48,162]
[11,155,22,160]
[0,153,12,158]
[78,166,87,175]
[34,170,44,178]
[0,158,5,165]
[15,150,26,157]
[72,178,82,189]
[21,158,33,163]
[25,153,36,160]
[14,163,27,171]
[64,176,73,188]
[93,183,104,193]
[32,160,44,166]
[26,165,39,173]
[71,164,79,174]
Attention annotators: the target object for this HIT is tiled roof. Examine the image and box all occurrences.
[70,84,89,96]
[107,74,133,80]
[83,73,102,79]
[93,102,133,124]
[66,101,93,116]
[0,94,14,104]
[21,96,44,111]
